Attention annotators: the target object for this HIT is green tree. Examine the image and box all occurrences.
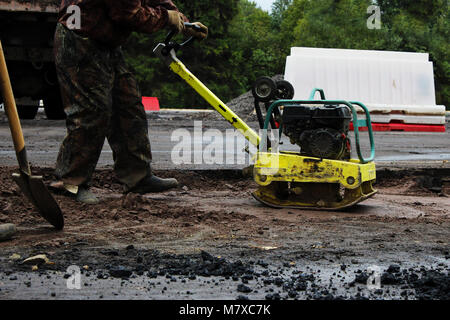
[282,0,385,49]
[377,0,449,106]
[227,0,279,91]
[271,0,292,29]
[123,0,449,109]
[278,0,448,107]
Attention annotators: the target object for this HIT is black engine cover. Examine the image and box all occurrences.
[299,128,347,159]
[282,105,352,160]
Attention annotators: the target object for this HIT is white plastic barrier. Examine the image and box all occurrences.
[284,47,446,125]
[360,104,446,116]
[290,47,430,62]
[367,115,445,125]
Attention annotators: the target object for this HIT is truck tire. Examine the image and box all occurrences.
[17,105,39,120]
[44,95,66,120]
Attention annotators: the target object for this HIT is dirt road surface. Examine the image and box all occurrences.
[0,111,449,300]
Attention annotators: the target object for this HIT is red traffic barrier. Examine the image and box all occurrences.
[142,97,160,111]
[350,122,446,132]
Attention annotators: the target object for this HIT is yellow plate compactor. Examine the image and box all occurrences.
[154,24,377,210]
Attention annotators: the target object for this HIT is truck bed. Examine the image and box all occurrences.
[0,0,61,109]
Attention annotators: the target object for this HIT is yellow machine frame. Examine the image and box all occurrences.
[154,41,377,209]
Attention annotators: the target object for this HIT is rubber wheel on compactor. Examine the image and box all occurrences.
[275,80,295,100]
[252,77,277,102]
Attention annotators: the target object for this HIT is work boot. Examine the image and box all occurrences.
[75,187,100,205]
[128,175,178,194]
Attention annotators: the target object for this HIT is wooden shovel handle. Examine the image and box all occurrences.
[0,40,30,173]
[0,40,29,156]
[0,40,25,153]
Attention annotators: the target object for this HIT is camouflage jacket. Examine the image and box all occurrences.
[58,0,184,47]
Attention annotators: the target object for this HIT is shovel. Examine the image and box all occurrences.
[0,40,64,230]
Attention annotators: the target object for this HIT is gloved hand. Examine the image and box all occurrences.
[167,10,185,34]
[184,22,208,40]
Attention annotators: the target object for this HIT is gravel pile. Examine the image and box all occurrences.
[350,264,450,300]
[204,75,284,122]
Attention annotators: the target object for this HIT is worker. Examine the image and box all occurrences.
[53,1,208,204]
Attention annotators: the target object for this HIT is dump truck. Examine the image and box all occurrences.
[0,0,64,119]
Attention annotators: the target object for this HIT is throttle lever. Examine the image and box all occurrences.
[184,22,204,32]
[164,22,203,45]
[161,22,204,56]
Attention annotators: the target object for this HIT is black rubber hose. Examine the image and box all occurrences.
[254,100,265,129]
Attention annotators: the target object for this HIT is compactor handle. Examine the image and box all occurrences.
[163,23,205,49]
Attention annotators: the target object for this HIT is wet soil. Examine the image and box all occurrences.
[0,166,449,300]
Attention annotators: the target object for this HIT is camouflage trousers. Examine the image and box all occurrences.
[54,24,152,189]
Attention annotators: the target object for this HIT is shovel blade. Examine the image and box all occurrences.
[12,173,64,230]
